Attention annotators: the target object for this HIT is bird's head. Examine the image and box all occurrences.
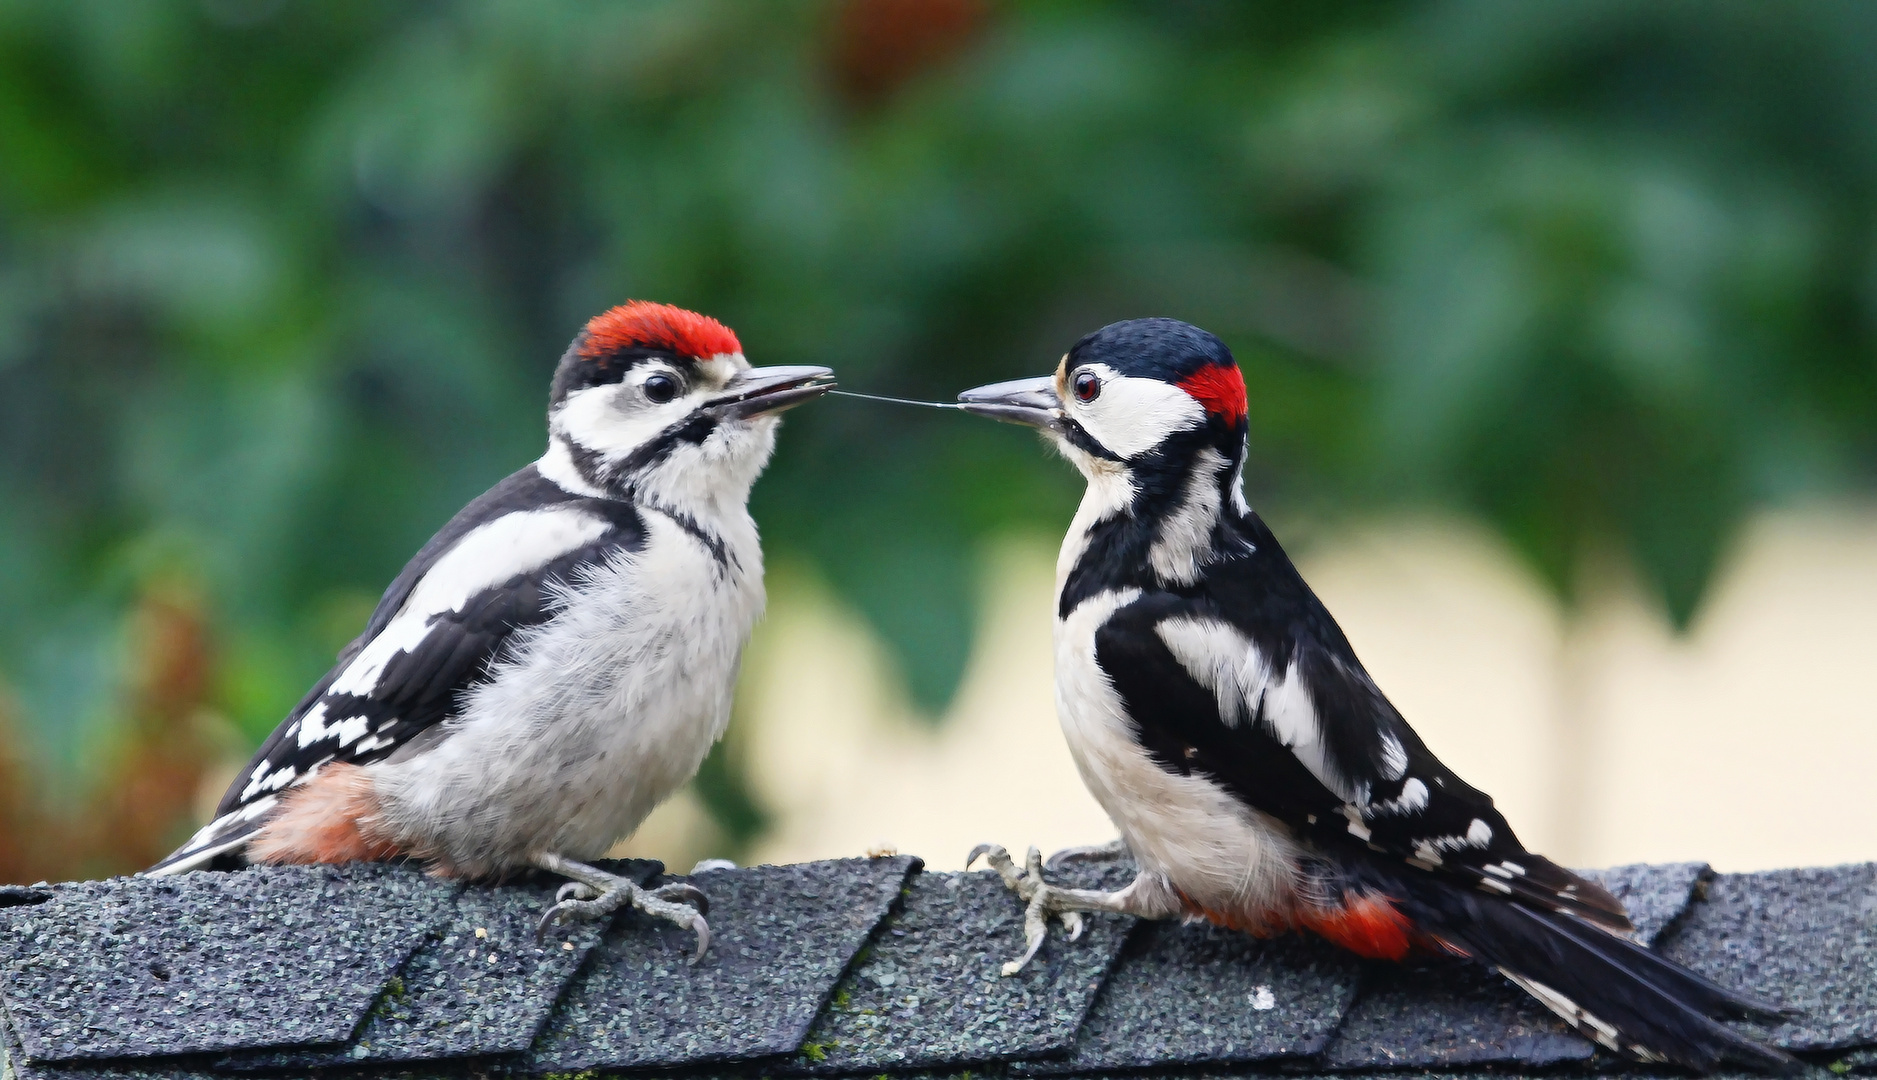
[959,317,1248,488]
[544,301,833,508]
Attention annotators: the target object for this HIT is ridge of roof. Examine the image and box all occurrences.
[0,856,1870,1080]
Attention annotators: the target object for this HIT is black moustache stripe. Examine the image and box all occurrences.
[1060,419,1124,462]
[566,413,722,494]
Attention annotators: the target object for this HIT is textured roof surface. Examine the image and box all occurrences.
[0,864,457,1062]
[523,856,920,1074]
[0,853,1870,1080]
[799,861,1135,1074]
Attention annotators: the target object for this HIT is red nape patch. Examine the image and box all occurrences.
[579,300,741,361]
[1297,892,1417,962]
[1177,362,1247,425]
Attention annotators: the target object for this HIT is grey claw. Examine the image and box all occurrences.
[966,843,995,868]
[652,881,710,916]
[687,915,712,965]
[535,899,578,942]
[556,881,595,904]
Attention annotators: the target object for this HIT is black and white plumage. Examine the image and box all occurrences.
[149,301,832,955]
[958,318,1792,1073]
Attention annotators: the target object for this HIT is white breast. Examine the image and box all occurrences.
[370,509,764,874]
[1054,587,1305,921]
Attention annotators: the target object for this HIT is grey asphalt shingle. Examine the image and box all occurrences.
[523,856,920,1074]
[1318,860,1713,1071]
[796,861,1136,1074]
[1321,955,1597,1070]
[0,864,458,1063]
[1021,919,1363,1074]
[1584,861,1709,945]
[216,859,662,1070]
[0,857,1868,1079]
[1661,862,1877,1052]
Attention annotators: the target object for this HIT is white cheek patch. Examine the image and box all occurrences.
[551,381,696,463]
[1072,367,1207,459]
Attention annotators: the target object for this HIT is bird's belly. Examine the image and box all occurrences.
[372,516,763,874]
[1055,589,1305,922]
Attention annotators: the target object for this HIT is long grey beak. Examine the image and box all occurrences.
[957,375,1062,430]
[709,365,836,420]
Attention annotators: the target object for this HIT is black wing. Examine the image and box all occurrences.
[150,465,646,873]
[1094,512,1628,930]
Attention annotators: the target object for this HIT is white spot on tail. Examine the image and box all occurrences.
[1500,969,1624,1052]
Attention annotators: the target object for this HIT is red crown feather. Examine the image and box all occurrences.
[578,301,741,361]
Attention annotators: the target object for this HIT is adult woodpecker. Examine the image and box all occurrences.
[149,301,832,960]
[956,318,1790,1073]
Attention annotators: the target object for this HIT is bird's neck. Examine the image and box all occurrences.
[1056,446,1251,618]
[536,435,757,559]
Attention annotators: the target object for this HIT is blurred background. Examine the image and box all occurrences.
[1,0,1874,884]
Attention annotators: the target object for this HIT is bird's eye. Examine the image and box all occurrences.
[1072,370,1101,403]
[644,373,678,404]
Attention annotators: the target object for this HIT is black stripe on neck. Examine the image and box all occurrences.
[1058,431,1249,617]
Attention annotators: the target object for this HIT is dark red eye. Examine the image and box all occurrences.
[1072,370,1101,403]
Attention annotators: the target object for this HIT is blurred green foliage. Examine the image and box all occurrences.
[1,1,1874,859]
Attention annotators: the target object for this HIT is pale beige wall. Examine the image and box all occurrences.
[617,505,1877,874]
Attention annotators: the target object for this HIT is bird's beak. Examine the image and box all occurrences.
[957,375,1062,431]
[708,365,837,420]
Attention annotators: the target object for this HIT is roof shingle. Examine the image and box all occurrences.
[1661,863,1877,1053]
[0,855,1868,1080]
[522,855,920,1074]
[215,859,662,1070]
[0,864,457,1062]
[798,861,1135,1074]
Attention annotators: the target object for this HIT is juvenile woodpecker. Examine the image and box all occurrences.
[150,301,832,959]
[957,318,1790,1073]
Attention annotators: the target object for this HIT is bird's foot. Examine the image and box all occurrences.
[553,878,709,913]
[967,843,1089,976]
[533,853,711,962]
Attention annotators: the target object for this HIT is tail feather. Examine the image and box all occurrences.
[1474,901,1795,1072]
[1520,897,1784,1022]
[144,798,273,876]
[1359,861,1797,1073]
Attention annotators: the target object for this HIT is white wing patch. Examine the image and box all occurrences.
[326,506,611,704]
[1153,614,1361,803]
[1378,729,1409,780]
[1371,776,1429,816]
[238,754,303,801]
